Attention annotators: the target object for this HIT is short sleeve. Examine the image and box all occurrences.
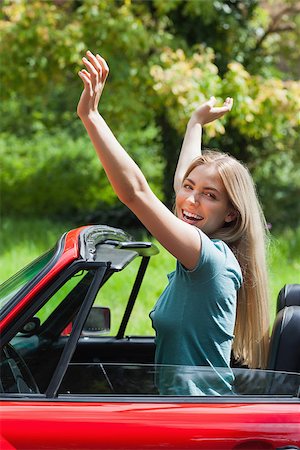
[178,228,242,289]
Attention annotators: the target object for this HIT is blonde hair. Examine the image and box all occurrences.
[183,150,270,369]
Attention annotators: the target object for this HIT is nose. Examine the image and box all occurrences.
[186,192,200,205]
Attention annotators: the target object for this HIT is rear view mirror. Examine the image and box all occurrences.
[82,306,111,336]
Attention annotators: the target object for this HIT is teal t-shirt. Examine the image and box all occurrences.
[150,229,242,395]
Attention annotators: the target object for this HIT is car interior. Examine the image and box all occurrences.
[1,247,300,398]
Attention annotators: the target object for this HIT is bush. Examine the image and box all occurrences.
[0,127,163,220]
[254,150,300,230]
[1,131,113,218]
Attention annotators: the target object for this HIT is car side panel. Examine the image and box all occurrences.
[1,401,299,450]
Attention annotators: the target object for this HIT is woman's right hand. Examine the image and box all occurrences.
[77,50,109,120]
[189,96,233,127]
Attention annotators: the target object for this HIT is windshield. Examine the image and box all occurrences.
[0,248,56,312]
[60,363,300,397]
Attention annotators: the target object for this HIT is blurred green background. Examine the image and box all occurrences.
[1,0,299,313]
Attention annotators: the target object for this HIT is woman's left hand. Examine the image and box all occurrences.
[77,50,109,120]
[189,96,233,127]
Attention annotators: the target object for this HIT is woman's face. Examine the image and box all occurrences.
[176,164,236,235]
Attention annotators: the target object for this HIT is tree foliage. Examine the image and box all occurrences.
[0,0,299,228]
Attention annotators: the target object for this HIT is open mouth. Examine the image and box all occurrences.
[182,210,203,224]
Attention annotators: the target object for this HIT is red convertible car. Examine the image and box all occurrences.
[0,224,299,450]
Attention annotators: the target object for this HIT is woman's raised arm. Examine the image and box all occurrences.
[77,51,202,270]
[173,97,233,193]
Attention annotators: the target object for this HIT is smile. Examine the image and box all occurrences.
[182,210,203,222]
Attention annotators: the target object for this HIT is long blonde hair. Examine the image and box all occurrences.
[183,150,270,369]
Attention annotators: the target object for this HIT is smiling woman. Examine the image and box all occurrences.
[176,163,237,233]
[77,50,269,395]
[175,149,270,371]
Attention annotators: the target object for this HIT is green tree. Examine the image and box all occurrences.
[0,0,299,228]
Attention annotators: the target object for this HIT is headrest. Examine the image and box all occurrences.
[277,284,300,312]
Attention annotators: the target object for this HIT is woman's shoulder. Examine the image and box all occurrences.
[179,228,242,287]
[196,228,229,261]
[211,238,235,260]
[210,238,242,288]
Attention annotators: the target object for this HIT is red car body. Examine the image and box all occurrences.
[1,401,299,450]
[0,225,299,450]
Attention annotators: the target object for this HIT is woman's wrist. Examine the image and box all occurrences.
[80,110,101,124]
[187,117,203,130]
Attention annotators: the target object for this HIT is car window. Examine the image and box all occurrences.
[1,270,91,394]
[60,363,300,397]
[36,270,89,325]
[93,258,155,337]
[0,257,157,396]
[0,248,56,312]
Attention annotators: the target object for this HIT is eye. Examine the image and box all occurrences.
[203,192,216,199]
[183,183,193,190]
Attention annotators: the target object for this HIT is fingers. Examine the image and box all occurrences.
[96,54,109,83]
[78,69,90,81]
[82,55,98,80]
[78,69,91,91]
[85,50,103,83]
[82,50,109,84]
[207,96,217,107]
[194,96,233,125]
[206,96,233,110]
[205,96,233,115]
[209,97,233,116]
[224,97,233,110]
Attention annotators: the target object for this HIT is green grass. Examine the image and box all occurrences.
[0,217,74,282]
[1,218,300,334]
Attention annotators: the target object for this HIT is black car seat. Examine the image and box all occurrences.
[276,283,300,310]
[267,284,300,372]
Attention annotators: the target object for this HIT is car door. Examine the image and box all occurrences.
[1,369,300,450]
